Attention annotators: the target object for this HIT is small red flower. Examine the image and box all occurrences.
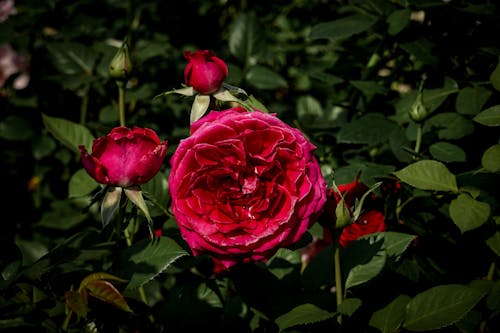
[79,127,167,188]
[184,50,228,94]
[338,210,386,247]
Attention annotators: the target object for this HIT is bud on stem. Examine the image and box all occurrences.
[109,41,132,84]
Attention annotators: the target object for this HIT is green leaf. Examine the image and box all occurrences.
[345,248,386,290]
[46,42,96,75]
[154,86,195,99]
[275,303,337,331]
[37,200,88,230]
[424,112,475,140]
[337,113,398,145]
[403,284,487,331]
[309,14,377,41]
[386,9,411,35]
[229,13,265,65]
[455,86,491,115]
[338,298,362,316]
[296,95,323,120]
[450,194,491,233]
[393,160,458,192]
[384,232,417,260]
[429,142,466,163]
[474,105,500,126]
[489,56,500,92]
[68,168,98,198]
[400,38,439,67]
[118,237,188,290]
[486,232,500,257]
[190,94,210,123]
[267,248,301,280]
[142,172,170,217]
[0,115,35,141]
[350,80,388,99]
[370,294,411,333]
[41,113,95,153]
[245,65,288,90]
[481,144,500,172]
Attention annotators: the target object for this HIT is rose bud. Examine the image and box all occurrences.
[79,127,167,188]
[109,42,132,82]
[168,107,327,270]
[184,50,228,94]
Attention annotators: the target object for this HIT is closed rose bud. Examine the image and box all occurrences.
[109,42,132,82]
[79,127,167,188]
[184,50,228,95]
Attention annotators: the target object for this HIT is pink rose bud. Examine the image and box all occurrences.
[183,50,228,95]
[168,107,327,270]
[79,127,167,188]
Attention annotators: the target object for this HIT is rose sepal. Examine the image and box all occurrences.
[124,186,154,238]
[100,186,123,228]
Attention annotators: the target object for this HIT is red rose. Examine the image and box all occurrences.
[79,127,167,187]
[184,50,228,95]
[168,107,327,270]
[338,210,386,247]
[320,179,387,248]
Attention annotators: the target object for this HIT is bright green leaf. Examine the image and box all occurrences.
[403,284,487,331]
[384,232,417,260]
[190,94,210,123]
[481,144,500,172]
[345,248,386,290]
[370,294,411,333]
[41,113,95,154]
[275,303,337,331]
[449,193,491,233]
[393,160,458,192]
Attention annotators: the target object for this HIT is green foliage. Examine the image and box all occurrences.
[1,0,499,332]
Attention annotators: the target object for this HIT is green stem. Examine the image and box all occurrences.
[62,309,72,331]
[118,85,126,127]
[414,123,422,156]
[334,245,343,326]
[487,262,496,280]
[79,84,90,125]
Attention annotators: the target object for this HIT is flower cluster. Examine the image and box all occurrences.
[81,48,328,272]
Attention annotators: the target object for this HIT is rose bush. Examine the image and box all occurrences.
[168,107,327,270]
[79,126,167,187]
[183,49,228,94]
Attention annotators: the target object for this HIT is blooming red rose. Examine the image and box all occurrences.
[79,127,167,187]
[168,107,327,270]
[184,50,228,94]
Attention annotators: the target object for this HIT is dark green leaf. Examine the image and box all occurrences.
[424,112,475,140]
[370,295,411,333]
[68,169,98,198]
[0,115,35,141]
[337,114,398,145]
[245,65,288,90]
[403,284,487,331]
[338,298,362,316]
[118,237,188,290]
[229,13,265,65]
[400,39,439,67]
[473,105,500,126]
[455,86,491,115]
[429,142,466,162]
[486,232,500,257]
[46,42,96,75]
[387,9,411,35]
[345,246,386,290]
[449,194,491,233]
[481,144,500,172]
[275,303,337,331]
[489,56,500,92]
[309,14,377,41]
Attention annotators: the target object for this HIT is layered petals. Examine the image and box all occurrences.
[79,127,167,187]
[184,50,228,95]
[169,107,327,270]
